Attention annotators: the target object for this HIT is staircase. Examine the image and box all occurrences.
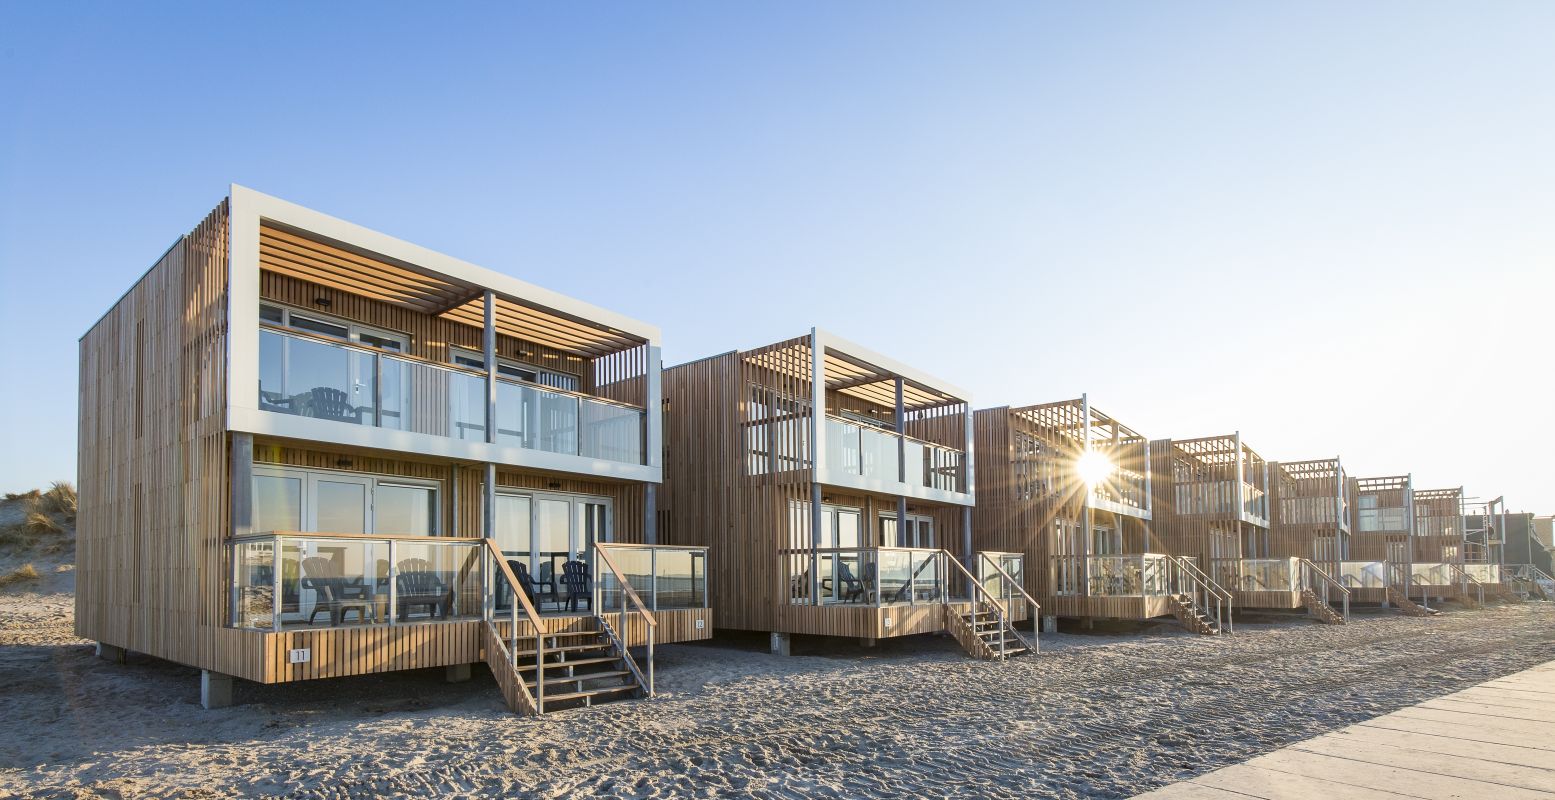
[1386,586,1440,617]
[1300,588,1345,624]
[485,617,647,714]
[946,602,1033,660]
[1166,592,1222,635]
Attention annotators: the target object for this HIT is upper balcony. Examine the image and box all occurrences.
[1413,487,1464,539]
[1005,397,1152,519]
[1163,434,1269,527]
[225,186,661,482]
[741,329,972,505]
[1272,458,1349,532]
[1354,475,1414,535]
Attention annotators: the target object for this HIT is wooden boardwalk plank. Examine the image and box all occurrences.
[1134,660,1555,799]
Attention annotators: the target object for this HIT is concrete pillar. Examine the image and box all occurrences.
[769,632,791,656]
[445,663,472,683]
[859,637,878,648]
[96,642,127,663]
[1041,616,1058,634]
[201,670,234,710]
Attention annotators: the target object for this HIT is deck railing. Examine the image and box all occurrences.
[1445,563,1486,605]
[823,414,964,492]
[1300,559,1350,622]
[1462,563,1503,584]
[1051,554,1173,597]
[1337,560,1389,591]
[228,531,487,631]
[259,327,646,465]
[782,546,949,606]
[591,543,709,612]
[1167,556,1234,634]
[1210,557,1302,593]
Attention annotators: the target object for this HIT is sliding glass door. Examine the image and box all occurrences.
[493,490,612,611]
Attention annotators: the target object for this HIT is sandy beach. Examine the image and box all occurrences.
[3,544,1553,799]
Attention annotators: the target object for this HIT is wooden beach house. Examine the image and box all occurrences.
[1151,437,1347,624]
[77,186,710,714]
[1345,475,1436,615]
[1264,457,1352,621]
[972,398,1231,635]
[659,331,1036,660]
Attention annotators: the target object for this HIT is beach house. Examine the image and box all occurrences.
[972,398,1230,635]
[77,186,710,713]
[1264,458,1352,621]
[659,331,1035,659]
[1346,474,1435,614]
[1152,436,1346,624]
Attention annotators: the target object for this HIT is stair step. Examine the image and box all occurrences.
[515,655,621,673]
[512,642,614,658]
[542,684,639,705]
[512,630,603,641]
[528,669,633,690]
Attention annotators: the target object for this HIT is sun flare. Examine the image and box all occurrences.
[1076,449,1113,486]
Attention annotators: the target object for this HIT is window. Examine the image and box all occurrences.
[259,302,406,352]
[450,347,579,391]
[252,465,439,536]
[880,512,935,548]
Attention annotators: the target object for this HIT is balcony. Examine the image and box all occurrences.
[823,415,964,493]
[1052,554,1178,597]
[1211,557,1302,593]
[780,547,1023,608]
[258,328,645,466]
[229,533,707,631]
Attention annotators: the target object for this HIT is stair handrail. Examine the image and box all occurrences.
[940,551,1016,659]
[1167,556,1234,634]
[593,544,658,696]
[594,613,651,700]
[1299,559,1350,622]
[976,552,1041,654]
[1508,563,1555,597]
[1445,562,1485,606]
[483,539,546,713]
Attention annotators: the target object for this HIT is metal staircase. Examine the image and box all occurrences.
[1386,563,1441,617]
[1299,559,1349,624]
[1508,564,1555,601]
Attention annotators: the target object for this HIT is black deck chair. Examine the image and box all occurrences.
[395,558,451,620]
[560,560,592,612]
[300,556,373,626]
[838,561,867,603]
[507,559,539,610]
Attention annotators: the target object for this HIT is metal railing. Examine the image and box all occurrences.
[1299,558,1350,622]
[591,543,709,612]
[1210,557,1301,593]
[593,545,657,697]
[974,552,1040,654]
[1337,560,1389,591]
[781,546,948,606]
[259,326,646,465]
[1052,554,1173,597]
[1445,562,1486,605]
[1166,555,1234,634]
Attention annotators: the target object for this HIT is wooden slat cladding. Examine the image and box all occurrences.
[1150,436,1271,571]
[1348,475,1413,562]
[77,201,232,673]
[1413,487,1464,563]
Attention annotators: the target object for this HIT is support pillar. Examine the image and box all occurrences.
[96,642,127,663]
[201,670,234,710]
[859,637,878,648]
[445,663,472,683]
[769,632,791,656]
[1041,616,1058,634]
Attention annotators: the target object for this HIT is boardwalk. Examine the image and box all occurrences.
[1136,660,1555,799]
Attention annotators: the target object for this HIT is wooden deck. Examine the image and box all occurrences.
[1134,659,1555,799]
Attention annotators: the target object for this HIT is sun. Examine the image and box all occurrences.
[1076,449,1113,486]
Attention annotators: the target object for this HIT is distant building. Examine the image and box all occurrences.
[1466,511,1551,575]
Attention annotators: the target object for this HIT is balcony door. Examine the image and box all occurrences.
[880,512,934,549]
[493,490,612,608]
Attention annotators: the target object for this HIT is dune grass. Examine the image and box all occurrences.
[0,563,40,589]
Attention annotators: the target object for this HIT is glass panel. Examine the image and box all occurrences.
[653,548,706,609]
[314,480,367,534]
[903,439,926,487]
[860,426,899,481]
[281,537,382,628]
[231,541,275,629]
[253,474,302,533]
[374,484,434,536]
[535,499,572,601]
[258,330,287,411]
[536,386,580,455]
[835,510,861,549]
[604,547,651,611]
[379,357,408,431]
[493,494,532,559]
[395,540,482,622]
[449,367,487,440]
[825,417,861,475]
[581,399,643,464]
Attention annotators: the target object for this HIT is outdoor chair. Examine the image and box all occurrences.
[296,386,358,423]
[535,562,559,606]
[506,559,539,610]
[395,558,451,620]
[300,556,374,626]
[560,559,592,612]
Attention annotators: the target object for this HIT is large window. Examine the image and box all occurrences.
[450,347,579,391]
[252,466,439,536]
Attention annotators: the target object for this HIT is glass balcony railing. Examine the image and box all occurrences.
[976,551,1025,604]
[228,532,485,630]
[593,543,709,611]
[1211,557,1301,593]
[259,328,645,465]
[1052,554,1174,597]
[1338,560,1388,590]
[1462,563,1502,583]
[781,547,947,606]
[1411,562,1455,586]
[823,414,964,492]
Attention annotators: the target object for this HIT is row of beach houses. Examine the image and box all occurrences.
[77,187,1552,713]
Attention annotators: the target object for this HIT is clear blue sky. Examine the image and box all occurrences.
[2,3,1551,511]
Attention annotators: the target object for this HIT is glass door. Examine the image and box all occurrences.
[492,492,612,613]
[307,473,371,534]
